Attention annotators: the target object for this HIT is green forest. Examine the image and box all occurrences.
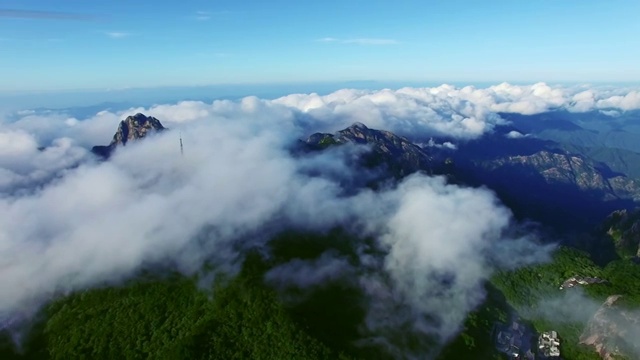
[0,231,383,360]
[1,253,357,359]
[490,247,640,360]
[3,234,640,359]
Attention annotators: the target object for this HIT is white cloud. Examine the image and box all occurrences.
[570,90,597,112]
[0,130,38,159]
[600,109,621,117]
[265,252,353,289]
[506,130,526,139]
[195,10,210,20]
[317,37,338,42]
[317,37,398,45]
[0,96,552,353]
[377,175,527,340]
[596,90,640,111]
[0,129,88,193]
[273,87,505,139]
[422,138,457,150]
[194,10,232,21]
[105,32,129,39]
[274,83,640,140]
[343,38,398,45]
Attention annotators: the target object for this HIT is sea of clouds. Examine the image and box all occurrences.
[1,82,639,356]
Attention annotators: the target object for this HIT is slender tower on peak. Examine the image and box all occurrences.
[179,132,184,156]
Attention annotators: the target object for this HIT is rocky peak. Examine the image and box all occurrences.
[91,113,166,158]
[305,122,432,177]
[349,122,368,130]
[111,113,165,146]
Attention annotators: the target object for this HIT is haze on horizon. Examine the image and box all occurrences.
[1,0,639,94]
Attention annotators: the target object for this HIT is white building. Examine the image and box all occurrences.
[538,331,560,357]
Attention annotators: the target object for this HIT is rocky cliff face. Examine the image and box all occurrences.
[305,122,432,177]
[91,113,166,158]
[580,295,640,360]
[110,113,165,146]
[447,131,640,231]
[486,151,640,201]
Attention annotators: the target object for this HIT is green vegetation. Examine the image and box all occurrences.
[1,248,365,359]
[527,318,601,360]
[602,210,640,259]
[0,231,393,360]
[492,247,603,307]
[489,246,640,360]
[5,235,640,360]
[437,285,508,360]
[599,260,640,304]
[489,247,605,359]
[318,135,338,148]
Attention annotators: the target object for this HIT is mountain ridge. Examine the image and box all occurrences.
[304,122,433,178]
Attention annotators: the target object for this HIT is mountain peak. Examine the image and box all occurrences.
[305,123,432,178]
[349,122,369,130]
[113,113,165,146]
[91,113,166,158]
[130,112,149,123]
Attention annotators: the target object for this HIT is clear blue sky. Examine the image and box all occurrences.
[1,0,639,92]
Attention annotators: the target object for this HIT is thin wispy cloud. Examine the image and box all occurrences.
[192,51,233,59]
[105,32,130,39]
[195,11,210,21]
[316,37,398,45]
[344,38,398,45]
[194,10,232,21]
[318,37,338,42]
[0,9,97,21]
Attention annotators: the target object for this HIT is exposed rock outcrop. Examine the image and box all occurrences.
[305,122,432,177]
[486,151,640,202]
[91,113,166,158]
[580,295,640,360]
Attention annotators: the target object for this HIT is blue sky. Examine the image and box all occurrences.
[1,0,639,92]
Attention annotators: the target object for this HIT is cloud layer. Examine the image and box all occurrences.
[0,82,637,355]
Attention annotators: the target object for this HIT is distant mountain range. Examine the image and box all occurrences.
[298,116,640,236]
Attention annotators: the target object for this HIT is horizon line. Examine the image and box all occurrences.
[3,79,640,96]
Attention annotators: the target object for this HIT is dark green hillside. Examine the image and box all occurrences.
[0,231,398,360]
[1,252,361,360]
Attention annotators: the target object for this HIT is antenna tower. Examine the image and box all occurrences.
[179,132,184,156]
